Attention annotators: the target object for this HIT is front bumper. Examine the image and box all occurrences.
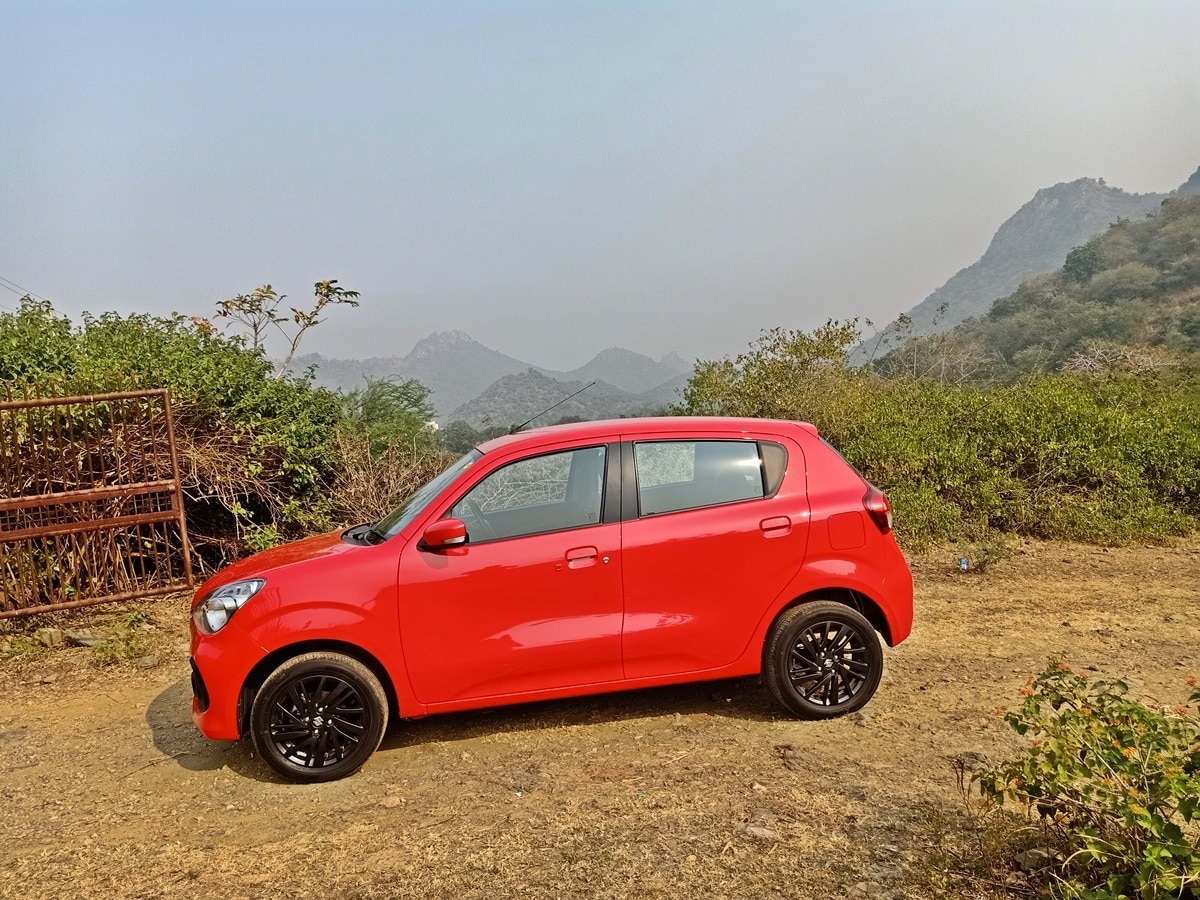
[190,622,269,741]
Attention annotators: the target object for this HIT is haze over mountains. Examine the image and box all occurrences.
[865,165,1200,356]
[290,335,691,424]
[295,163,1200,424]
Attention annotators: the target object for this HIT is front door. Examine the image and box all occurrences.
[397,445,623,706]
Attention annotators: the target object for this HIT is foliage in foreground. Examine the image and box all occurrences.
[679,323,1200,548]
[978,664,1200,899]
[0,297,440,564]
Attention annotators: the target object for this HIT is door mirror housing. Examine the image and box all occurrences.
[423,518,468,548]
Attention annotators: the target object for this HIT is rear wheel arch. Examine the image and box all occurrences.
[764,587,893,663]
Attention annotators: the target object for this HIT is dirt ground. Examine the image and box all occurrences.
[1,540,1197,900]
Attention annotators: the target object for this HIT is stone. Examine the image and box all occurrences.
[35,628,64,649]
[741,824,780,842]
[65,631,107,648]
[1015,847,1054,872]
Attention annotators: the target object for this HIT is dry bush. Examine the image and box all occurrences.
[330,431,453,526]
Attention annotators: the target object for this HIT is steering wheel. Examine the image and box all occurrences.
[462,496,496,540]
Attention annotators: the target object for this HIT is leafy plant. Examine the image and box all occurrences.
[976,663,1200,898]
[215,280,360,372]
[91,610,153,665]
[956,532,1014,574]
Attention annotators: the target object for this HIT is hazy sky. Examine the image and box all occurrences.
[2,1,1198,369]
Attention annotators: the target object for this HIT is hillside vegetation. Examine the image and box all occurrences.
[877,195,1200,381]
[866,165,1199,354]
[681,195,1200,549]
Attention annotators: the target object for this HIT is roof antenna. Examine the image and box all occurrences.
[511,381,597,433]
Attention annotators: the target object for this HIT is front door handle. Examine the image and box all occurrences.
[760,516,792,537]
[565,546,598,569]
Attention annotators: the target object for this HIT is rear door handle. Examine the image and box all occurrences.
[759,516,792,537]
[565,546,599,568]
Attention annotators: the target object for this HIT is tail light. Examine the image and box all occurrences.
[863,485,893,534]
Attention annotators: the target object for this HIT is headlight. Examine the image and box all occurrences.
[192,579,265,634]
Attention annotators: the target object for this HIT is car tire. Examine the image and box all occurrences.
[250,651,388,783]
[764,601,883,719]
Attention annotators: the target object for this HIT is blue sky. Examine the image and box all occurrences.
[2,1,1198,368]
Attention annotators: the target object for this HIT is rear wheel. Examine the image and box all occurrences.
[250,651,388,783]
[764,601,883,719]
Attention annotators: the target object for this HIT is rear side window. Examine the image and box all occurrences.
[634,440,767,516]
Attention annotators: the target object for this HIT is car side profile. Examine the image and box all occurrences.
[190,417,913,782]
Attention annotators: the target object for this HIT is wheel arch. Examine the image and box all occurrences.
[237,640,401,736]
[761,587,894,668]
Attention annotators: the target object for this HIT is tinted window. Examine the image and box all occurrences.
[451,446,606,541]
[635,440,764,516]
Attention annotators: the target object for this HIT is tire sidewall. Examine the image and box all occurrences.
[766,602,883,720]
[250,652,388,783]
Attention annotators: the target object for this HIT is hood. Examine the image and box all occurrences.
[193,529,365,602]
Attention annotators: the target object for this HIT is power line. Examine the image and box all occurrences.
[0,274,54,311]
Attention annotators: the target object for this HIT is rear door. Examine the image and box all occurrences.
[619,436,809,679]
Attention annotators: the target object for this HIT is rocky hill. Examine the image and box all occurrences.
[446,368,680,429]
[865,165,1200,357]
[546,348,690,394]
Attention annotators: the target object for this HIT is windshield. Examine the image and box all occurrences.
[372,450,482,540]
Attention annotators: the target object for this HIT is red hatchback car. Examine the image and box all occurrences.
[191,417,913,782]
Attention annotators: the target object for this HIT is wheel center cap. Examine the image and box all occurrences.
[312,715,326,728]
[823,658,834,669]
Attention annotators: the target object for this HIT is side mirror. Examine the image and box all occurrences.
[422,518,468,548]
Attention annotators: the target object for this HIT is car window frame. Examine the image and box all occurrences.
[440,443,614,545]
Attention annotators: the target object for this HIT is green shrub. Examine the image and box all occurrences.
[679,319,1200,548]
[977,663,1200,899]
[0,297,441,561]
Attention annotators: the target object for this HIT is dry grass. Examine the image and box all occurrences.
[1,539,1198,899]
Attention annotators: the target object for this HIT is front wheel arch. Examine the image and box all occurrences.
[238,640,400,737]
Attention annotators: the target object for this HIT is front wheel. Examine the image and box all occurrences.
[250,651,388,783]
[764,601,883,719]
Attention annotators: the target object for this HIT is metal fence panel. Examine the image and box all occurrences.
[0,385,194,618]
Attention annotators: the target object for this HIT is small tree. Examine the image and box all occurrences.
[341,377,436,456]
[215,280,360,373]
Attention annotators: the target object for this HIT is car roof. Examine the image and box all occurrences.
[476,416,817,455]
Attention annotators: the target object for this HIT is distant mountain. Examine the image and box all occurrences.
[874,192,1200,379]
[447,369,666,429]
[1178,165,1200,196]
[864,166,1200,357]
[290,330,531,416]
[546,348,691,394]
[290,332,690,420]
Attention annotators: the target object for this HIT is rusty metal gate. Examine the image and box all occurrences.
[0,386,194,618]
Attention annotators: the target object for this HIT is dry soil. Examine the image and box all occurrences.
[1,540,1197,899]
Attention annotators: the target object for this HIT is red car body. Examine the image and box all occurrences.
[190,417,913,781]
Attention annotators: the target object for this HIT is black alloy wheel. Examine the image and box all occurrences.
[764,601,883,719]
[250,652,388,783]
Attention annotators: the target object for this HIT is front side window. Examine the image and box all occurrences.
[450,445,606,542]
[635,440,765,516]
[374,450,483,539]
